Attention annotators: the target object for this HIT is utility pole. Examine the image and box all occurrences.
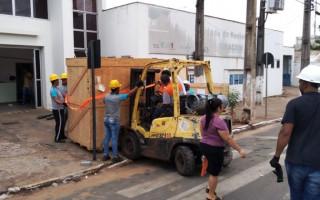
[195,0,204,76]
[242,0,257,122]
[314,0,317,36]
[256,0,266,105]
[301,0,311,69]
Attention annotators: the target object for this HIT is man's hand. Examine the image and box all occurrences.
[270,156,283,182]
[269,156,280,168]
[136,80,144,87]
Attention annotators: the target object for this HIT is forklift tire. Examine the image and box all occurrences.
[120,132,141,160]
[174,146,195,176]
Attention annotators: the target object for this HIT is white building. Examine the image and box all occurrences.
[0,1,293,109]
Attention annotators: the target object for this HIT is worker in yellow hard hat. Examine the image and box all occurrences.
[102,79,144,163]
[49,74,66,143]
[60,73,68,131]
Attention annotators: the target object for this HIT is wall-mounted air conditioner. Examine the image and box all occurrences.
[266,0,285,13]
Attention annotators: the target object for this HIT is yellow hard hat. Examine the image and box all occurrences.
[50,74,59,82]
[60,73,67,79]
[109,80,121,89]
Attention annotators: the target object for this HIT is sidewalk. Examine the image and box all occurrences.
[0,86,300,197]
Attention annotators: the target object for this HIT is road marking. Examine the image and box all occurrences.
[248,136,279,140]
[217,158,284,196]
[116,172,183,198]
[283,192,290,200]
[168,149,252,200]
[232,149,252,159]
[173,153,285,200]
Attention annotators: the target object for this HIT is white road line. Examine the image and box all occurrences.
[217,158,284,196]
[248,136,279,140]
[283,192,290,200]
[116,172,183,198]
[232,149,253,159]
[168,149,252,200]
[176,153,285,200]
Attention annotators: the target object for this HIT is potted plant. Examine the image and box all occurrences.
[227,89,241,123]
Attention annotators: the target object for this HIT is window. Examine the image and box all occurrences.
[0,0,13,15]
[73,0,98,57]
[0,0,48,19]
[189,75,195,83]
[229,74,243,85]
[15,0,31,17]
[277,60,280,68]
[33,0,48,19]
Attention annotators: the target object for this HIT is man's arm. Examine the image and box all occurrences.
[275,123,294,157]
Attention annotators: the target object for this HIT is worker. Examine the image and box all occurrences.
[60,73,68,133]
[49,74,66,143]
[102,79,144,163]
[183,80,195,95]
[270,64,320,200]
[152,74,182,120]
[158,68,187,95]
[22,68,34,105]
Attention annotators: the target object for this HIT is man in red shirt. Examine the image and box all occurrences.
[152,74,182,120]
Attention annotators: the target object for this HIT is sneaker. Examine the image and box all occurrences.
[112,156,123,163]
[102,155,110,161]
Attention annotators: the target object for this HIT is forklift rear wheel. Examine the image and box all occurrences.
[174,146,195,176]
[121,132,141,160]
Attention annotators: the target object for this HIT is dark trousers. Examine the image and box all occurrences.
[52,109,66,141]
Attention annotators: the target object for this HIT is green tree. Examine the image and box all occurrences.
[310,40,320,50]
[227,89,241,122]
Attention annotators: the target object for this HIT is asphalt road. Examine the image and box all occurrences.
[10,123,290,200]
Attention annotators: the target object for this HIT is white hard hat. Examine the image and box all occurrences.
[296,64,320,83]
[183,80,190,85]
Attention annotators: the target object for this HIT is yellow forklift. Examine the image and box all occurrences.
[119,58,232,176]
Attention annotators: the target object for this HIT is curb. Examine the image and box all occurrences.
[1,159,132,196]
[232,118,282,134]
[1,119,282,197]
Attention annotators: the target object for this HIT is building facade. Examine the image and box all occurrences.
[0,1,293,109]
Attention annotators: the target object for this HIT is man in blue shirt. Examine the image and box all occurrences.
[102,79,143,163]
[50,74,66,143]
[270,65,320,200]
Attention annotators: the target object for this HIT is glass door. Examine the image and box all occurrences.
[33,49,42,107]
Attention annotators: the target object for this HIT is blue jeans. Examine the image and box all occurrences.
[286,160,320,200]
[22,87,33,104]
[103,117,120,158]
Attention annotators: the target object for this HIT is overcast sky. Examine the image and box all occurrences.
[105,0,315,47]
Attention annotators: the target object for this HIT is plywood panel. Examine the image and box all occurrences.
[66,57,162,151]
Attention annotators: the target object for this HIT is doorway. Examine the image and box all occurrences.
[0,47,42,109]
[283,55,292,86]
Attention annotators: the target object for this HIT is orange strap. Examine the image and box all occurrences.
[200,156,208,176]
[65,84,156,110]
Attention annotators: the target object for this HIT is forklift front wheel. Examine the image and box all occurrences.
[174,146,195,176]
[120,132,141,160]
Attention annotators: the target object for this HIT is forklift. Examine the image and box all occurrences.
[119,58,233,176]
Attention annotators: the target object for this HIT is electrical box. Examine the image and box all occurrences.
[266,0,285,13]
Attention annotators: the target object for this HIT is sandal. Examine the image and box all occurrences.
[205,187,217,195]
[206,196,222,200]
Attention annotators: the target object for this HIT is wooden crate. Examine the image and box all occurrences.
[66,57,161,151]
[191,83,229,96]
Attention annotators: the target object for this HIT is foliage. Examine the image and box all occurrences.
[227,89,241,110]
[310,40,320,50]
